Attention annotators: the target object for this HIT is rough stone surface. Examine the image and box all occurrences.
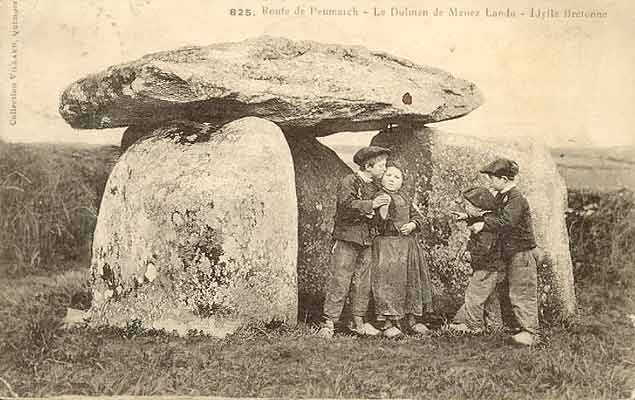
[371,125,576,321]
[89,117,298,337]
[60,36,482,135]
[285,134,352,321]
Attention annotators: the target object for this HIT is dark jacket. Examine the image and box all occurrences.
[332,173,380,246]
[467,226,504,271]
[478,187,537,258]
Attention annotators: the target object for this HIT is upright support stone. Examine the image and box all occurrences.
[284,133,352,321]
[90,117,298,337]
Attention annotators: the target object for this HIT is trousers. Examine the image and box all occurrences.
[322,240,372,321]
[453,270,503,330]
[500,249,539,334]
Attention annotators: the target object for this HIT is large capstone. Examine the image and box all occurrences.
[284,134,352,321]
[371,124,576,322]
[59,36,482,135]
[89,117,298,337]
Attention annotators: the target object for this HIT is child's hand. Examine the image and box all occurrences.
[372,194,391,209]
[470,222,485,233]
[451,211,468,221]
[379,204,389,220]
[467,209,485,218]
[400,222,417,235]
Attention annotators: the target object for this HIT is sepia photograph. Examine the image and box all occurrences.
[0,0,633,398]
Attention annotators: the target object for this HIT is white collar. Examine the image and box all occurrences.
[357,170,374,183]
[499,182,517,194]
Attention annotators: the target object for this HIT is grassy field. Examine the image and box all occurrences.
[0,141,634,398]
[0,258,633,398]
[553,146,635,192]
[0,141,118,276]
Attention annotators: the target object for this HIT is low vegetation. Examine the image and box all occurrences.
[0,142,118,276]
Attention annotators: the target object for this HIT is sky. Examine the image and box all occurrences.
[1,0,633,148]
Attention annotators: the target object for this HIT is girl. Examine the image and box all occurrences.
[371,163,433,338]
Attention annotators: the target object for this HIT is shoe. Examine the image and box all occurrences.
[317,320,335,338]
[409,323,430,335]
[317,326,334,338]
[448,323,482,334]
[512,330,536,346]
[383,326,404,339]
[351,322,381,337]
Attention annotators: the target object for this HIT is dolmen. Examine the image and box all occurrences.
[59,36,575,337]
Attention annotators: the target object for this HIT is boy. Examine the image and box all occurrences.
[317,146,392,338]
[473,158,539,346]
[450,186,504,334]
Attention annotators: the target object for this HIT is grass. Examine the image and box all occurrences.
[557,166,635,193]
[566,189,635,312]
[553,146,635,192]
[0,258,633,399]
[0,142,118,276]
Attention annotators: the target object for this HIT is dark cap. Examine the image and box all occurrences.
[462,186,497,210]
[480,158,519,179]
[353,146,391,167]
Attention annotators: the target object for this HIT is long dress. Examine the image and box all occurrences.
[371,191,433,320]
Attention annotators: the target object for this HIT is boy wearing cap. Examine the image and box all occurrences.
[450,186,504,334]
[474,158,539,346]
[317,146,392,338]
